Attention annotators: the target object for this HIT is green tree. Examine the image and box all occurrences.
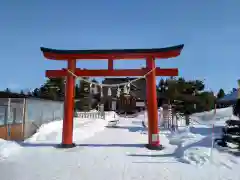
[217,88,225,99]
[20,90,25,95]
[197,91,216,111]
[5,88,11,93]
[77,77,91,110]
[32,78,65,100]
[157,77,216,114]
[231,88,237,93]
[32,88,40,97]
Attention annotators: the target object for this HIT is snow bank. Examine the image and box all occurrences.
[161,107,239,166]
[0,139,21,160]
[191,107,237,125]
[105,111,119,120]
[0,111,119,159]
[73,118,108,142]
[163,126,211,165]
[25,118,105,144]
[26,118,91,143]
[139,107,235,127]
[25,111,119,144]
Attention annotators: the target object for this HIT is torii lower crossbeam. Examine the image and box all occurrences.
[46,68,178,78]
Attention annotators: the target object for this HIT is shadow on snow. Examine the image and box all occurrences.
[18,142,146,148]
[108,125,146,133]
[189,125,223,136]
[128,136,211,165]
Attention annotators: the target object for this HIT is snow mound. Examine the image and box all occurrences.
[73,118,108,142]
[168,128,199,145]
[162,107,239,167]
[164,128,213,166]
[105,111,119,120]
[183,147,210,166]
[25,112,119,144]
[0,139,22,160]
[25,118,108,144]
[191,107,237,125]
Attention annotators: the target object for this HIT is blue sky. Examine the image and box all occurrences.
[0,0,239,93]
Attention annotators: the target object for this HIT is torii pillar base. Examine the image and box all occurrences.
[145,144,164,150]
[57,143,76,149]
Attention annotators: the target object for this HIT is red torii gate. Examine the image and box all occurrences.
[40,44,184,150]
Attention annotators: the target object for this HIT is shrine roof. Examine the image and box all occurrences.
[40,44,184,60]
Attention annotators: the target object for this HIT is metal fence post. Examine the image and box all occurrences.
[22,98,26,140]
[7,98,12,140]
[53,110,55,121]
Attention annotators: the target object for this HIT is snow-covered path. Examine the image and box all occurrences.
[1,109,240,180]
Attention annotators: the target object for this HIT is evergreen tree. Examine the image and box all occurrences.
[231,88,237,93]
[5,88,11,93]
[36,78,65,100]
[90,79,100,109]
[156,77,215,114]
[20,90,25,95]
[32,88,40,97]
[75,83,80,98]
[217,88,225,99]
[77,77,91,110]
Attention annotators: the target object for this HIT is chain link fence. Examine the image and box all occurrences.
[0,98,64,141]
[0,98,25,140]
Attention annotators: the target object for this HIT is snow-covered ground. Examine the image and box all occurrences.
[1,108,240,180]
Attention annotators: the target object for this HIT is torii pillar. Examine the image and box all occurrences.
[146,57,160,149]
[62,59,76,147]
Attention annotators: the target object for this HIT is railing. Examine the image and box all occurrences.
[76,111,105,119]
[160,107,185,131]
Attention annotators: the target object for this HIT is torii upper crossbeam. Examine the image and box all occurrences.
[40,44,184,150]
